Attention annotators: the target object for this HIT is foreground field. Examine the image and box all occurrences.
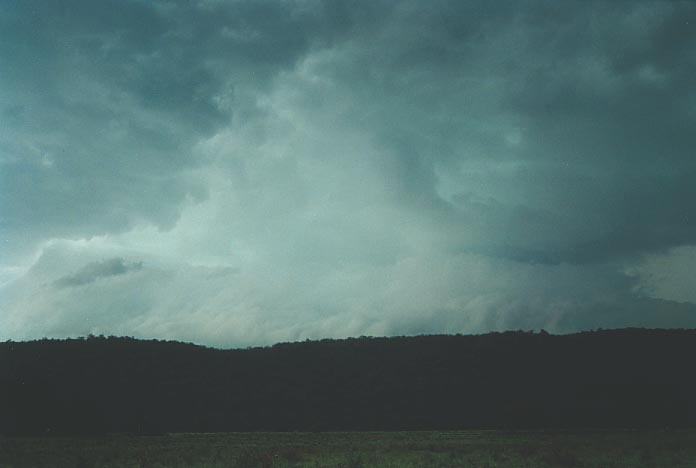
[2,430,696,467]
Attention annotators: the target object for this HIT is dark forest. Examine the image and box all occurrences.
[2,328,695,436]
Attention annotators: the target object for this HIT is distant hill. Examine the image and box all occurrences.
[2,329,695,435]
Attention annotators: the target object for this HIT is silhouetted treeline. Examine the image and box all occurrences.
[1,329,695,435]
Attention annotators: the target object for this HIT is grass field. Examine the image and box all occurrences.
[2,430,696,467]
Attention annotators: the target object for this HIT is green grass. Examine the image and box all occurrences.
[2,430,696,467]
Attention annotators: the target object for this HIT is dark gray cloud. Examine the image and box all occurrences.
[53,258,143,288]
[0,0,337,259]
[1,0,696,346]
[308,0,696,264]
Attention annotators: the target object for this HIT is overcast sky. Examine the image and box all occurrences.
[1,0,696,347]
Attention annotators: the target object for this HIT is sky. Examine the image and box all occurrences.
[1,0,696,347]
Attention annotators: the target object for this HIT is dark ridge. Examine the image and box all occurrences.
[2,328,695,435]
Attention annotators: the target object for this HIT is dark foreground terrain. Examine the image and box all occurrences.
[2,430,696,467]
[3,329,696,435]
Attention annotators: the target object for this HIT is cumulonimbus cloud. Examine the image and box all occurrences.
[1,0,696,346]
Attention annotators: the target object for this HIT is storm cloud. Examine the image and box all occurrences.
[1,0,695,346]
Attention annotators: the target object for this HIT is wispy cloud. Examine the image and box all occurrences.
[53,258,143,288]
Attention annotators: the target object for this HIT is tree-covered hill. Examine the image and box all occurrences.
[2,329,695,435]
